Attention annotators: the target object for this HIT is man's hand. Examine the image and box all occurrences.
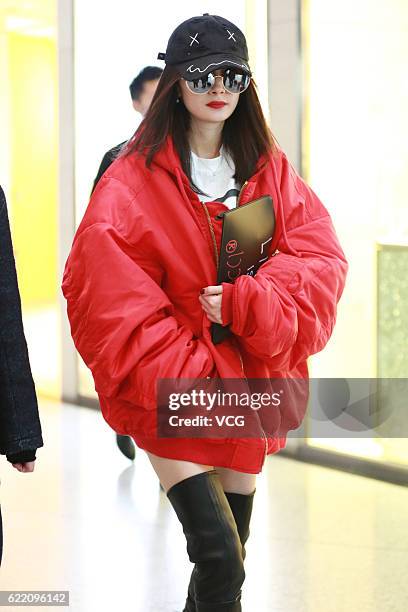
[199,285,223,324]
[11,461,35,473]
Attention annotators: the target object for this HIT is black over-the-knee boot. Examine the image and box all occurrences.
[184,488,256,611]
[224,490,256,562]
[166,469,245,612]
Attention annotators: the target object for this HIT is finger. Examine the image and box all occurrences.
[204,311,219,323]
[199,296,214,309]
[22,462,35,472]
[202,305,222,323]
[199,295,221,306]
[199,300,218,315]
[200,299,221,319]
[201,285,223,296]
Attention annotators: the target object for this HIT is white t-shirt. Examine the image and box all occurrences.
[190,146,241,210]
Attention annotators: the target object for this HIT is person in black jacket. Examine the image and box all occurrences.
[0,185,43,565]
[91,66,162,461]
[91,65,162,194]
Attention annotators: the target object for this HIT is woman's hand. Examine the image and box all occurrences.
[199,285,223,324]
[11,461,36,473]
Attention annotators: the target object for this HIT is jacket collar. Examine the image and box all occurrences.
[152,135,269,187]
[151,135,300,258]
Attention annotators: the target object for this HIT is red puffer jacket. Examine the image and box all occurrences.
[61,136,348,474]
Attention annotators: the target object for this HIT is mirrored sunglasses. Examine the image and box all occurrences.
[183,69,251,95]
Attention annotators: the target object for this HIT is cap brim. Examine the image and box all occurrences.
[176,54,251,79]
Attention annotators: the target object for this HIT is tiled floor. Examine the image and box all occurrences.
[1,400,408,611]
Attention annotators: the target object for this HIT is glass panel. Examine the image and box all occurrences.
[302,0,408,467]
[377,246,408,378]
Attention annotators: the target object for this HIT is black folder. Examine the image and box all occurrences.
[211,195,276,344]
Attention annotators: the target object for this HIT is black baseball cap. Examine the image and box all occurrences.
[157,13,251,80]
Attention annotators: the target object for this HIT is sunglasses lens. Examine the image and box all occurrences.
[185,73,215,93]
[184,70,251,94]
[224,70,251,93]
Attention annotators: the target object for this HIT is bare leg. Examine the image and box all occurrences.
[145,451,214,493]
[215,466,257,494]
[145,451,256,494]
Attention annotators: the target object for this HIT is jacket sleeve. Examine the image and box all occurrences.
[62,222,216,408]
[221,152,349,371]
[0,186,43,456]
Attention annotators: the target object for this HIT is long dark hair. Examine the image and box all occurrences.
[121,65,279,189]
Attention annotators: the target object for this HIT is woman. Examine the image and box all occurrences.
[0,186,43,566]
[62,14,348,611]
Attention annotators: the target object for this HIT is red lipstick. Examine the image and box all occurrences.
[206,102,227,109]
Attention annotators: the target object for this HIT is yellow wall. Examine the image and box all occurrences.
[2,16,61,399]
[8,31,58,306]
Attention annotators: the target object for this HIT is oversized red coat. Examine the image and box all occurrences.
[61,136,348,474]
